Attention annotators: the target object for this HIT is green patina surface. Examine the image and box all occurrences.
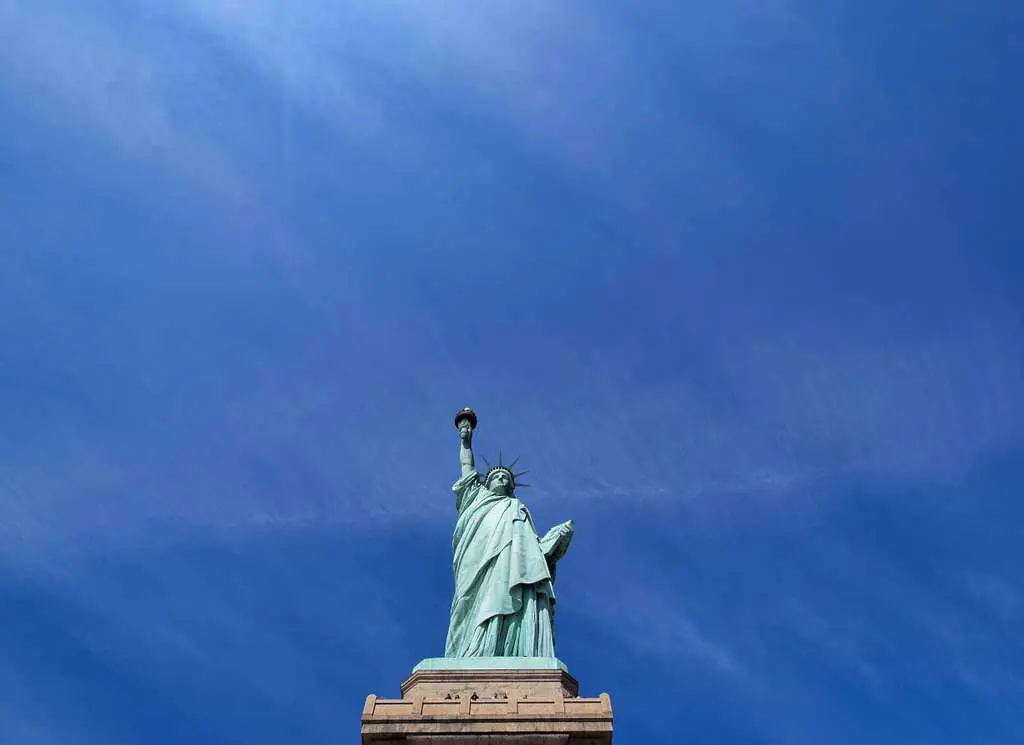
[445,409,574,660]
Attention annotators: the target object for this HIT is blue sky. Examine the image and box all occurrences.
[1,1,1022,743]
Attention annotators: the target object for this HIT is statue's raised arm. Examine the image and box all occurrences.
[454,407,477,480]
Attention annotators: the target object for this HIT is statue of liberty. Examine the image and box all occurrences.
[445,408,575,658]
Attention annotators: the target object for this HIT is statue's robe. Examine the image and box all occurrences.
[444,470,557,657]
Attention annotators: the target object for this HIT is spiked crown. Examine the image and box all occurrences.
[481,449,529,489]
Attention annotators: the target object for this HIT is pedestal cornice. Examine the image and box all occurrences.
[362,660,612,744]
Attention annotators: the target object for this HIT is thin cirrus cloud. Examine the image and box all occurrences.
[1,1,800,212]
[0,1,1019,553]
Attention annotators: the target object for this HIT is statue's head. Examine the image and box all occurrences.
[482,452,529,496]
[485,467,515,496]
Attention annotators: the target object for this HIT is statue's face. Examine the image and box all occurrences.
[487,470,513,495]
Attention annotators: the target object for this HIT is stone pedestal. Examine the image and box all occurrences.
[362,658,613,744]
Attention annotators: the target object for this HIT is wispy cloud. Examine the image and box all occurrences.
[1,290,1019,568]
[0,2,252,204]
[498,310,1024,516]
[571,558,747,681]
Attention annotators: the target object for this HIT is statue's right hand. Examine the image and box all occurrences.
[458,421,473,442]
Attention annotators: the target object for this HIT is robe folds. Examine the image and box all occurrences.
[444,470,557,657]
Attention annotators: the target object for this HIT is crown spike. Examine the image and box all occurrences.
[513,470,529,479]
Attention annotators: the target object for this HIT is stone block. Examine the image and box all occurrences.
[362,662,612,745]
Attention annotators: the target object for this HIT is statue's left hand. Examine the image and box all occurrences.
[540,520,574,563]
